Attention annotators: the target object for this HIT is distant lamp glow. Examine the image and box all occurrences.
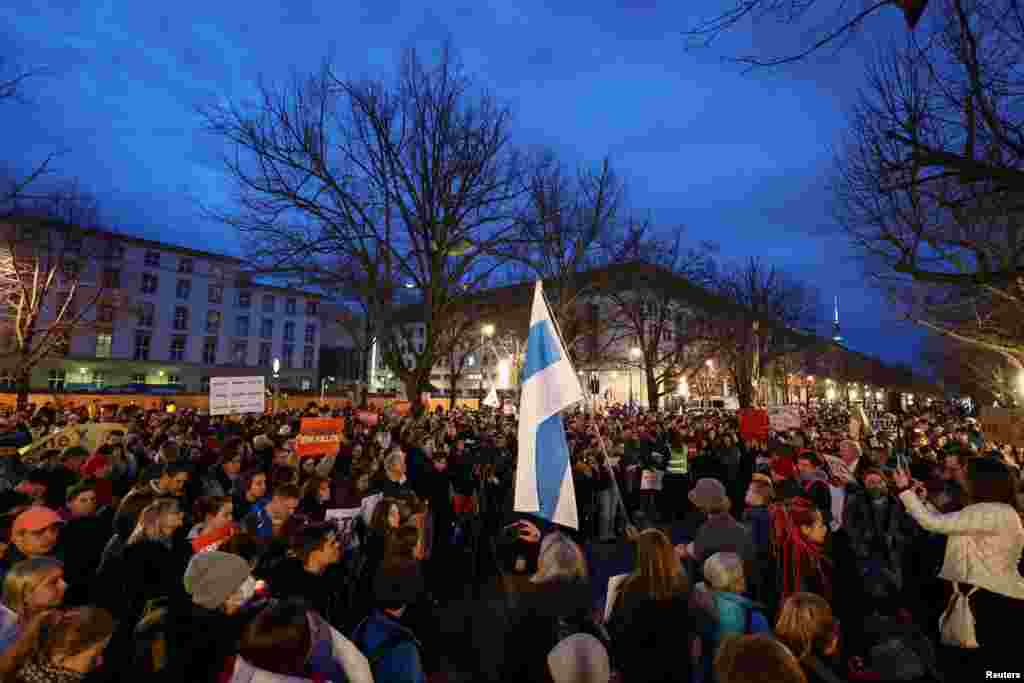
[630,347,642,360]
[157,370,165,376]
[272,358,280,374]
[826,387,836,402]
[678,376,690,398]
[481,324,495,337]
[876,391,883,400]
[706,359,714,369]
[497,358,511,389]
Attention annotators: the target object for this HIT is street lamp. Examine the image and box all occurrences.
[480,324,495,406]
[320,376,335,402]
[272,358,281,412]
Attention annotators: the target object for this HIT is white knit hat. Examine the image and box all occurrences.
[547,634,610,683]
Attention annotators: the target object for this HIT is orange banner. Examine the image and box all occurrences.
[295,417,345,457]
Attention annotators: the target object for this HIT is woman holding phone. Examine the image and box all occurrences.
[893,457,1024,677]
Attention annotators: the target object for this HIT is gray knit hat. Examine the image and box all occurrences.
[547,634,610,683]
[184,551,251,609]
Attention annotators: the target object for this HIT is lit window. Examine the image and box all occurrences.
[202,337,217,364]
[169,335,187,362]
[134,332,151,361]
[144,251,161,267]
[48,370,66,391]
[178,257,193,273]
[95,333,112,358]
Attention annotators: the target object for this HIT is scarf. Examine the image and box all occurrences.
[770,497,833,601]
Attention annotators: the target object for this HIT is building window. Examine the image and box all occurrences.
[141,273,158,294]
[206,310,221,334]
[134,332,151,361]
[285,298,296,315]
[262,295,275,313]
[97,304,115,323]
[173,307,189,331]
[238,290,251,308]
[176,279,191,300]
[167,373,181,385]
[101,268,120,288]
[236,315,249,337]
[303,346,315,369]
[282,344,294,369]
[202,337,217,364]
[138,302,155,327]
[232,341,247,365]
[170,335,187,361]
[144,251,161,267]
[200,376,211,392]
[416,341,423,354]
[261,318,273,340]
[178,257,193,273]
[306,300,318,316]
[95,333,112,358]
[300,377,313,391]
[210,264,224,280]
[132,373,146,384]
[0,372,13,389]
[48,370,66,392]
[104,242,124,260]
[208,285,223,304]
[93,371,107,389]
[283,321,295,341]
[304,323,316,344]
[258,342,272,367]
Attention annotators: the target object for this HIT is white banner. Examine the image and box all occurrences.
[209,376,266,416]
[769,406,802,431]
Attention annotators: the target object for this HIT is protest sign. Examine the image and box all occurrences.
[768,406,801,431]
[325,507,362,550]
[209,376,265,416]
[739,409,770,442]
[295,417,344,457]
[356,410,379,426]
[640,469,664,491]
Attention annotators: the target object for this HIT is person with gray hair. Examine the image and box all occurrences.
[376,447,416,501]
[502,526,608,682]
[695,552,772,682]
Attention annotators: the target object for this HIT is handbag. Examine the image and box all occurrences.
[938,581,980,648]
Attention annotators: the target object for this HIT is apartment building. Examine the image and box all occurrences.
[0,228,322,393]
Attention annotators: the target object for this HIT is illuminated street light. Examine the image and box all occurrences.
[481,323,495,338]
[630,347,642,360]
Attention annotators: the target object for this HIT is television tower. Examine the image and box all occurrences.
[832,296,843,344]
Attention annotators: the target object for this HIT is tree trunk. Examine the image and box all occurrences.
[399,367,431,418]
[646,369,660,411]
[15,366,31,413]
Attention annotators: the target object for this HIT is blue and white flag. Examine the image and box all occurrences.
[514,281,584,529]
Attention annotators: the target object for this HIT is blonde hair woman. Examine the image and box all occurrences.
[502,528,604,682]
[607,529,695,683]
[0,558,67,654]
[113,498,190,621]
[774,592,842,683]
[0,607,115,682]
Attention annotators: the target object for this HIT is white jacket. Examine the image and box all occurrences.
[899,491,1024,599]
[227,613,373,683]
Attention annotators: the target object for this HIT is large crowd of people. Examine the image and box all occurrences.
[0,396,1018,682]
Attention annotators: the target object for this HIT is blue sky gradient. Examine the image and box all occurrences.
[1,0,929,368]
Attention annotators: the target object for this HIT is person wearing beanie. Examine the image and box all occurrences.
[131,551,256,681]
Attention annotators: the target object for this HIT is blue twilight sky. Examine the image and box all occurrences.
[1,0,930,369]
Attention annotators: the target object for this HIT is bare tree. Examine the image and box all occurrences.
[0,188,111,408]
[601,236,720,410]
[509,152,632,365]
[0,60,59,212]
[203,44,527,414]
[711,257,821,408]
[686,0,923,68]
[833,0,1024,369]
[923,333,1019,405]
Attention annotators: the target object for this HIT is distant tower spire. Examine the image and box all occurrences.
[832,296,843,343]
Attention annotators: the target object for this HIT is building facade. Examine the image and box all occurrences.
[0,230,322,394]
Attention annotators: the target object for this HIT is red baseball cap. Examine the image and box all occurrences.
[13,506,63,534]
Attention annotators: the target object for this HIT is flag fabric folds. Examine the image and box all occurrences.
[514,281,585,529]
